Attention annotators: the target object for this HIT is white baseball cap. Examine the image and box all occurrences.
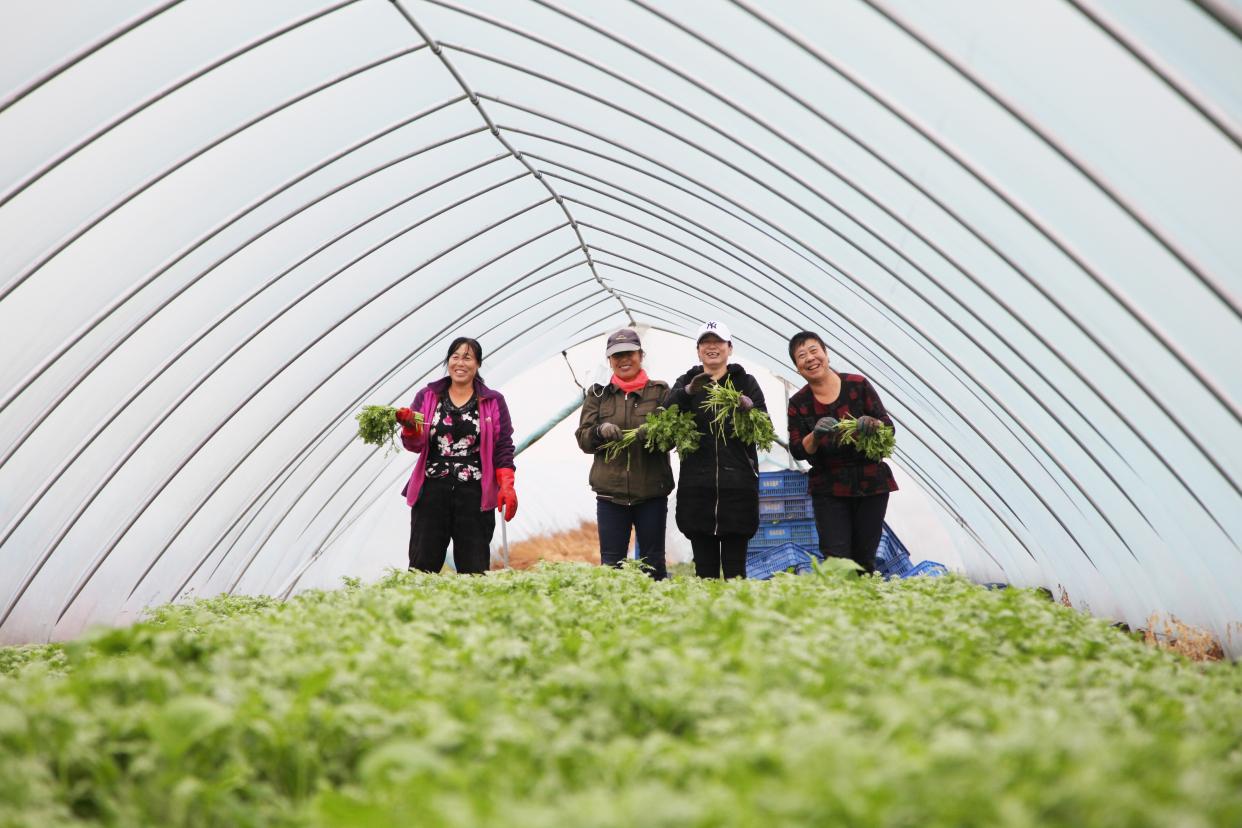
[695,320,732,344]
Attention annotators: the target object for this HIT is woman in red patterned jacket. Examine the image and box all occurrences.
[786,331,897,573]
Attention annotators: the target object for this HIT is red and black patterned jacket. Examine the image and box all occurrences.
[787,373,898,497]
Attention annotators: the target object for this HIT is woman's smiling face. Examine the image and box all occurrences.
[697,334,731,371]
[793,339,830,381]
[609,348,642,381]
[447,342,479,385]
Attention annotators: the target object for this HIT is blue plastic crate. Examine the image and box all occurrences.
[875,521,913,578]
[748,519,818,551]
[758,496,814,522]
[747,541,822,580]
[902,560,949,578]
[879,555,915,579]
[757,469,808,498]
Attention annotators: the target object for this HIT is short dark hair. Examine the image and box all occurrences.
[445,336,483,366]
[788,331,827,363]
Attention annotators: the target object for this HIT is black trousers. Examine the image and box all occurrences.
[811,493,889,574]
[686,533,748,579]
[409,477,496,574]
[596,497,668,580]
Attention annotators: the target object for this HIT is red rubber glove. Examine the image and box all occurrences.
[496,467,517,522]
[395,407,422,438]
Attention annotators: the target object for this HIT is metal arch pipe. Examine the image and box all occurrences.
[276,465,409,600]
[531,0,1242,333]
[433,0,1159,433]
[216,282,610,597]
[440,39,1055,372]
[731,0,1240,426]
[0,101,479,425]
[385,0,635,328]
[0,0,184,113]
[1190,0,1242,40]
[1064,0,1242,150]
[281,464,411,596]
[0,42,427,302]
[863,0,1239,319]
[45,211,572,626]
[587,245,1103,565]
[500,118,882,317]
[0,158,528,554]
[485,103,1238,524]
[896,452,1004,570]
[429,0,1037,347]
[167,251,589,600]
[1,0,369,208]
[572,198,1151,546]
[0,200,562,628]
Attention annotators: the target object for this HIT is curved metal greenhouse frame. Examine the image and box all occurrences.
[0,0,1238,650]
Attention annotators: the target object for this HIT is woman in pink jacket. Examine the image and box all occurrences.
[396,337,517,574]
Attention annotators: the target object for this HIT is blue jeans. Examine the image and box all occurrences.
[596,497,668,580]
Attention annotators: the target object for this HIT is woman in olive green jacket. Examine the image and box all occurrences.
[575,328,674,579]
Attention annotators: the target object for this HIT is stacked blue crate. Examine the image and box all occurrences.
[750,470,916,580]
[750,471,818,579]
[747,541,822,580]
[902,560,949,578]
[875,521,914,578]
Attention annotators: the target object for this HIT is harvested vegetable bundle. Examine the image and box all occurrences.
[700,377,775,450]
[732,408,777,451]
[599,428,640,464]
[643,405,701,457]
[700,377,744,439]
[834,416,896,461]
[355,405,420,456]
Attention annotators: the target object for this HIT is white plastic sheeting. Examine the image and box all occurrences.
[1,0,1239,648]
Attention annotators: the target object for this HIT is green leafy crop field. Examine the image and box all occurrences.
[2,565,1239,827]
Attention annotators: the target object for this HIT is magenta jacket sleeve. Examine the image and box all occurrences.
[493,392,516,470]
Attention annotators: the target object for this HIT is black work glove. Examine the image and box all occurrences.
[856,415,882,437]
[596,422,622,440]
[686,372,712,394]
[813,416,839,436]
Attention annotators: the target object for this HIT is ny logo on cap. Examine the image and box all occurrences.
[705,321,717,329]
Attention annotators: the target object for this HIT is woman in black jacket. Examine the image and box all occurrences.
[664,321,765,578]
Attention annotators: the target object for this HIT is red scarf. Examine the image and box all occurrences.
[611,369,649,394]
